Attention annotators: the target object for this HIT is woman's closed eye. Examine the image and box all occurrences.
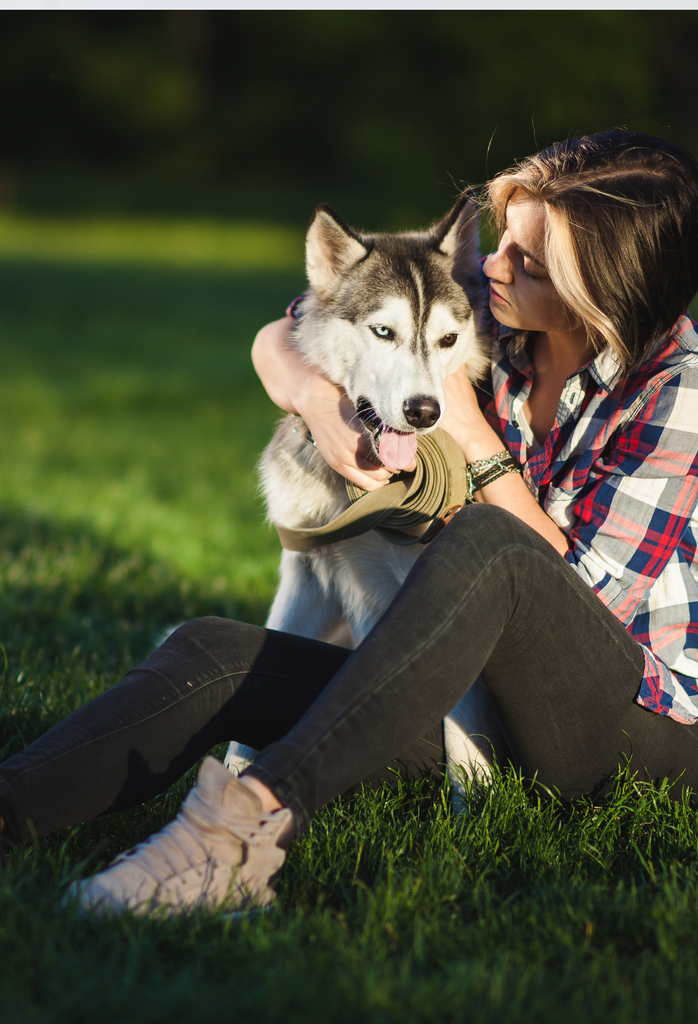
[521,254,548,279]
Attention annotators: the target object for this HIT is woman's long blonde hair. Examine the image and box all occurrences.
[487,130,698,373]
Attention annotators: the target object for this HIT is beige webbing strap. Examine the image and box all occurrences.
[275,428,469,552]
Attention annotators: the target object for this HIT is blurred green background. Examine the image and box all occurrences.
[2,10,698,228]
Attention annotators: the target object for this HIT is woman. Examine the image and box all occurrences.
[2,128,698,913]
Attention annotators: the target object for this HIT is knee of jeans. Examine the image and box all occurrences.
[434,504,555,581]
[168,616,226,643]
[176,615,266,634]
[164,616,267,668]
[445,503,530,549]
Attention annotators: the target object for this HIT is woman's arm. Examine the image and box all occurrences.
[442,365,571,556]
[253,321,574,549]
[252,318,392,490]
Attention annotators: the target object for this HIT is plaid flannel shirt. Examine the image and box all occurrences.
[482,313,698,724]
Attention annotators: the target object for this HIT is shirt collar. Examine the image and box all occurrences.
[496,323,531,374]
[495,320,624,392]
[587,347,624,391]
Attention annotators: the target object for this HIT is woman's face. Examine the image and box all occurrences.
[483,195,579,335]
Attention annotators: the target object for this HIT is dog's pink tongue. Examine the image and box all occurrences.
[379,428,418,470]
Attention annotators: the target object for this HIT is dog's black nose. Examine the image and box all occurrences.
[403,396,441,429]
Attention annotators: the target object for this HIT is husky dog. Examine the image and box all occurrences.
[225,196,511,797]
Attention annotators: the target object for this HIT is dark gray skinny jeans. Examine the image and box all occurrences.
[2,504,698,843]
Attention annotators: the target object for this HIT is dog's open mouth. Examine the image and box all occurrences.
[356,396,382,438]
[356,396,418,471]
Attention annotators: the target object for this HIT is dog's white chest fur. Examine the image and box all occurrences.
[225,199,510,804]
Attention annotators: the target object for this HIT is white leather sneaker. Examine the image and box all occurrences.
[68,757,294,915]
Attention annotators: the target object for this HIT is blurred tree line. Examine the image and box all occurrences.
[1,10,697,228]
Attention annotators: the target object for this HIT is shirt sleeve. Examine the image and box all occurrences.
[564,373,698,626]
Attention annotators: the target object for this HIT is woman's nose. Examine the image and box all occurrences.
[484,241,515,283]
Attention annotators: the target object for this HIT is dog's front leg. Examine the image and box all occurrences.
[444,680,512,812]
[265,549,343,641]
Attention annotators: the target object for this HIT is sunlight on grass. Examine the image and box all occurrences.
[0,214,304,272]
[0,261,305,611]
[0,386,279,601]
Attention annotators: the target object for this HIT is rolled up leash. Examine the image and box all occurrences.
[276,428,472,552]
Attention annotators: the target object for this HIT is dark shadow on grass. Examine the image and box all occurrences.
[0,505,269,641]
[0,506,271,754]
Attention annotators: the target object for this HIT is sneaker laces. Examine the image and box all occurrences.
[106,792,283,890]
[185,785,283,846]
[109,815,215,888]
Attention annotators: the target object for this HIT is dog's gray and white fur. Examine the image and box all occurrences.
[225,197,511,798]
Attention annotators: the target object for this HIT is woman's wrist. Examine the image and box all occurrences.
[463,431,510,464]
[441,368,508,464]
[446,416,508,466]
[294,365,344,424]
[468,450,520,499]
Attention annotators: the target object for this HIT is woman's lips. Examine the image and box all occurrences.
[488,283,507,304]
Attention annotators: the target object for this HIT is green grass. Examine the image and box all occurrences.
[0,214,304,271]
[3,234,698,1022]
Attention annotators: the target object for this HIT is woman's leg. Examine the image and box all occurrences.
[246,504,698,829]
[6,501,693,850]
[0,622,441,845]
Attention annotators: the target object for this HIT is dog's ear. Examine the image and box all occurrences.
[431,192,480,275]
[306,205,370,298]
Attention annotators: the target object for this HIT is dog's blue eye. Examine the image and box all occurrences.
[439,333,458,348]
[371,325,395,341]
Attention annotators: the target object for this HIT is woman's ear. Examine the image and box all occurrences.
[305,205,370,299]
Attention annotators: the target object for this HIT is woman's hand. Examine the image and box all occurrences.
[441,364,505,464]
[299,380,393,490]
[440,364,570,556]
[252,317,392,491]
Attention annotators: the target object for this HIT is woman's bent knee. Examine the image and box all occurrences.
[138,617,268,689]
[167,616,265,652]
[434,503,557,566]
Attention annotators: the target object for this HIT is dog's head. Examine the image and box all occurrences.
[297,196,489,470]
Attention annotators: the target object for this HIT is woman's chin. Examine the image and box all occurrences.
[489,301,522,331]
